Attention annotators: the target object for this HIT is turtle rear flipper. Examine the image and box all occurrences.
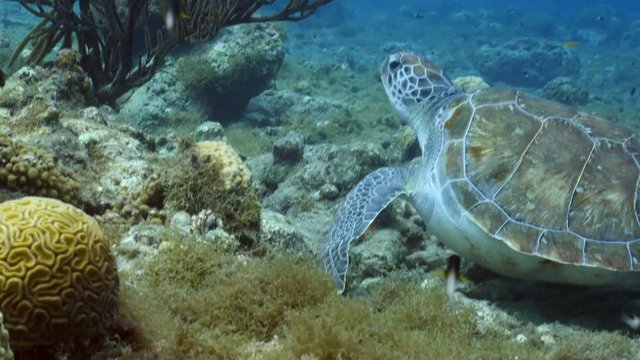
[321,166,414,293]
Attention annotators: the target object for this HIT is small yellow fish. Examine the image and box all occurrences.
[430,255,470,308]
[165,0,189,31]
[430,257,470,283]
[563,41,579,47]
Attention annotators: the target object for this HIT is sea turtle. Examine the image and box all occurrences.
[321,51,640,294]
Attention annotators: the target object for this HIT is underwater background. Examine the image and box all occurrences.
[1,0,640,359]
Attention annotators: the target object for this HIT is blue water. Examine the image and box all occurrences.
[1,0,639,118]
[276,0,640,126]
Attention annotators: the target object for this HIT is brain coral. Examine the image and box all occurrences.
[0,197,118,345]
[0,312,12,360]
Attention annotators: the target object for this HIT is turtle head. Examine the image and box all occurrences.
[381,52,462,120]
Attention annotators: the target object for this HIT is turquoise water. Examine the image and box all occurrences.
[281,0,640,126]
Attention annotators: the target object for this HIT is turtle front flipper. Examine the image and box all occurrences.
[321,166,415,293]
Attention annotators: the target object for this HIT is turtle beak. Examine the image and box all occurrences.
[381,53,402,94]
[381,53,402,77]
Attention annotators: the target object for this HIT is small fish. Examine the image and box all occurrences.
[621,312,640,330]
[165,0,189,32]
[522,70,529,78]
[631,86,637,97]
[595,15,605,22]
[413,12,424,19]
[445,255,461,304]
[563,41,578,47]
[0,69,4,87]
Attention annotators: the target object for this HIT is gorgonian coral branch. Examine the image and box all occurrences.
[12,0,333,105]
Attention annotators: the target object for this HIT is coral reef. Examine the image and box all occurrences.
[0,197,119,346]
[2,1,639,357]
[0,313,12,360]
[0,56,151,211]
[0,133,80,204]
[119,63,191,131]
[196,141,251,190]
[122,22,284,129]
[474,37,580,88]
[272,131,305,165]
[258,142,387,211]
[115,224,167,275]
[194,121,227,142]
[176,23,285,118]
[164,141,261,241]
[0,49,89,112]
[62,106,155,210]
[542,76,590,105]
[12,0,332,104]
[258,209,316,255]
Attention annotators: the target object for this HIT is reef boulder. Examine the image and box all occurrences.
[474,38,580,88]
[542,76,590,105]
[176,23,285,119]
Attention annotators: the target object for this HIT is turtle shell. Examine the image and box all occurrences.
[441,88,640,271]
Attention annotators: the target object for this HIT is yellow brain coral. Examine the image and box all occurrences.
[196,141,251,190]
[0,312,12,360]
[0,197,118,345]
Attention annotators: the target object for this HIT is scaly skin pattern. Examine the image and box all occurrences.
[322,51,640,293]
[321,167,414,293]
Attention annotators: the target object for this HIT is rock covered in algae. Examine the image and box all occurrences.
[165,141,261,241]
[196,141,252,190]
[475,37,580,87]
[542,76,590,105]
[176,22,285,115]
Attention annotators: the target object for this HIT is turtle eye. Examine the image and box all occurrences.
[388,60,401,72]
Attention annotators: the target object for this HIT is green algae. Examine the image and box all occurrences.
[121,238,334,359]
[548,330,640,360]
[166,108,209,137]
[163,145,261,241]
[271,283,547,360]
[117,235,640,360]
[226,124,273,158]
